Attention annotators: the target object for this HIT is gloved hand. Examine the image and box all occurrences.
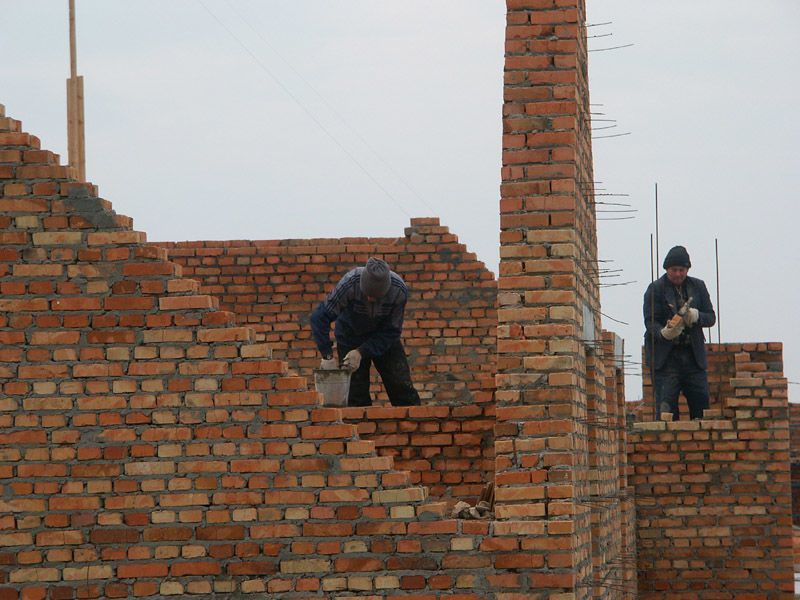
[682,307,699,327]
[341,349,362,372]
[660,317,685,341]
[320,356,338,370]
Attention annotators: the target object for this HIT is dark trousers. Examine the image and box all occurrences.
[654,345,710,420]
[337,339,420,407]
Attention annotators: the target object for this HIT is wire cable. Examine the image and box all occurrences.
[195,0,412,218]
[223,0,438,216]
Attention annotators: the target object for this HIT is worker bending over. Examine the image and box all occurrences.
[310,257,420,407]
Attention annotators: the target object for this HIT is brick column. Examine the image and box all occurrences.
[494,0,598,596]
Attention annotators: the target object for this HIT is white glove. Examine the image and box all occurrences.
[660,320,685,341]
[682,307,699,327]
[341,349,362,372]
[320,356,337,370]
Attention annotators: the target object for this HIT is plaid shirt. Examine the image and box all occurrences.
[310,267,408,358]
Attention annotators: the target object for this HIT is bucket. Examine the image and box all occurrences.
[313,368,351,407]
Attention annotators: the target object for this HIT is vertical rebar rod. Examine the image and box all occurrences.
[654,183,660,265]
[650,233,656,421]
[653,183,660,421]
[715,238,721,344]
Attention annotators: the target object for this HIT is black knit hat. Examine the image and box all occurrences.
[360,257,391,298]
[663,246,691,269]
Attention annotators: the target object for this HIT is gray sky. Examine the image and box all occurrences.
[3,1,798,401]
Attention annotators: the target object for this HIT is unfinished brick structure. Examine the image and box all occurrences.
[0,103,499,596]
[0,0,794,598]
[630,345,794,597]
[154,220,497,407]
[639,342,784,421]
[152,223,501,504]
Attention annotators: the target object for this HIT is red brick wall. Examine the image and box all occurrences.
[341,401,495,504]
[0,58,632,596]
[155,219,497,406]
[629,345,794,598]
[640,342,778,420]
[601,331,637,597]
[0,105,519,598]
[790,403,800,526]
[495,0,632,596]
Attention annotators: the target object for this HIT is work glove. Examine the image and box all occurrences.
[660,315,685,341]
[682,307,699,327]
[320,356,338,370]
[341,349,362,372]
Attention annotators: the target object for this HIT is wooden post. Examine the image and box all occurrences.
[67,0,86,181]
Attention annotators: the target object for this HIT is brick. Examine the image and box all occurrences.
[117,563,168,578]
[142,527,192,542]
[230,459,280,473]
[86,231,146,245]
[32,232,82,246]
[334,557,383,572]
[0,533,33,546]
[197,327,252,342]
[227,561,277,575]
[10,568,60,583]
[190,525,244,541]
[371,488,426,504]
[280,559,331,574]
[89,529,140,544]
[170,562,220,576]
[63,565,113,581]
[301,424,355,440]
[158,295,216,310]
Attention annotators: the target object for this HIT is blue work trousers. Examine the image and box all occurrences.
[337,339,420,407]
[654,345,710,420]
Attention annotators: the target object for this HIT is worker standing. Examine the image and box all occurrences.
[310,257,421,407]
[643,246,716,420]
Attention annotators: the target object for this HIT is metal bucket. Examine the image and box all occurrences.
[313,369,351,407]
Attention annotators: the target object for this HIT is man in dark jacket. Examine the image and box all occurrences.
[644,245,716,420]
[310,257,420,407]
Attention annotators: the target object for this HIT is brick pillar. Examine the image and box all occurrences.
[494,0,598,596]
[602,331,637,598]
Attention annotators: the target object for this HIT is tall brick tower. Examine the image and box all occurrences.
[494,0,605,596]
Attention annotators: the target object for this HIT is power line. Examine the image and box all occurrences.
[195,0,412,218]
[221,0,438,216]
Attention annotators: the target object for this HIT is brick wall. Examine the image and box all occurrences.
[341,401,495,504]
[629,345,794,598]
[790,403,800,526]
[601,331,637,597]
[640,342,779,421]
[0,105,525,598]
[0,57,633,596]
[155,219,497,406]
[495,0,632,596]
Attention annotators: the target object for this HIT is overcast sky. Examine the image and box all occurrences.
[3,1,798,401]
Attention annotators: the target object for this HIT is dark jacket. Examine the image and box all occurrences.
[643,274,716,370]
[310,267,408,359]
